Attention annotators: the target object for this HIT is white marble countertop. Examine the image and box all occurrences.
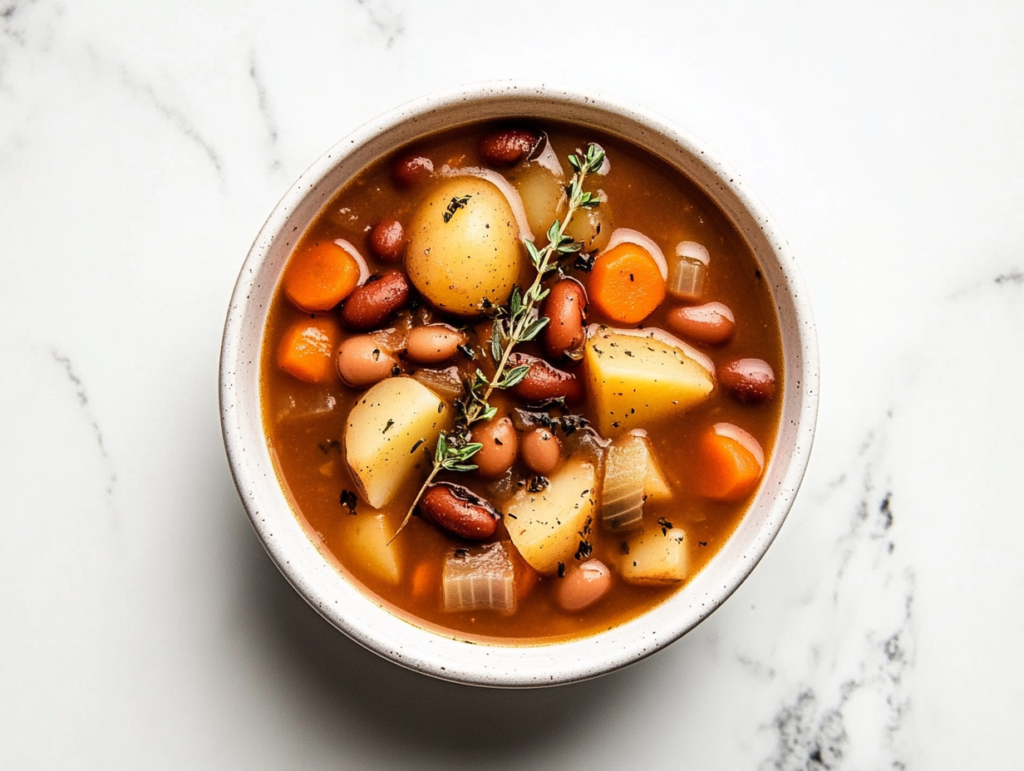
[2,1,1022,767]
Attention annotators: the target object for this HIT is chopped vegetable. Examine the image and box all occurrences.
[583,326,715,435]
[668,241,710,300]
[277,316,342,383]
[344,512,402,585]
[442,542,515,613]
[505,456,597,575]
[600,436,647,531]
[589,241,666,323]
[410,561,435,600]
[600,431,673,531]
[411,366,464,403]
[508,159,567,241]
[344,377,452,508]
[620,523,688,585]
[405,176,527,316]
[283,239,364,312]
[696,422,764,501]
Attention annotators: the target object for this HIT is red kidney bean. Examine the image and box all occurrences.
[507,353,583,403]
[543,278,588,363]
[520,427,562,475]
[339,271,411,331]
[419,483,500,540]
[719,358,776,403]
[368,219,406,262]
[556,559,611,612]
[478,128,540,167]
[392,154,434,187]
[470,417,519,479]
[666,301,735,346]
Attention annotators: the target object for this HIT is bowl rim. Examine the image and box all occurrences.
[220,80,819,688]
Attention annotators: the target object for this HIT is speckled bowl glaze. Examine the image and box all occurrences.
[220,82,819,688]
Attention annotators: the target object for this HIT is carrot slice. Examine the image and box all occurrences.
[277,316,341,383]
[283,240,361,312]
[589,242,666,324]
[411,561,435,601]
[696,424,764,501]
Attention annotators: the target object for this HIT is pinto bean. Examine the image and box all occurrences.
[368,219,406,262]
[507,352,583,403]
[470,417,519,479]
[405,324,466,365]
[556,559,611,612]
[338,271,411,330]
[336,335,399,388]
[543,278,588,363]
[392,154,434,187]
[520,428,562,475]
[478,128,540,167]
[666,302,735,346]
[719,358,776,403]
[419,482,500,540]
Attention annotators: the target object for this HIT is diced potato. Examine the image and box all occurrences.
[631,431,672,503]
[344,511,402,585]
[620,523,689,585]
[508,161,567,241]
[644,455,672,502]
[344,377,451,509]
[584,326,715,436]
[505,457,596,575]
[406,176,526,316]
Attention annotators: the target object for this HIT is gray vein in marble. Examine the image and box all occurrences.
[995,268,1023,286]
[946,265,1023,300]
[353,0,405,48]
[759,418,915,770]
[248,51,283,175]
[51,349,117,496]
[86,47,224,179]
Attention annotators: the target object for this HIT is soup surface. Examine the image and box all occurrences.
[261,122,783,642]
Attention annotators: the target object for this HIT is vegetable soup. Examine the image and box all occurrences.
[260,122,784,641]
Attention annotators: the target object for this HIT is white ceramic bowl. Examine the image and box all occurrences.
[220,82,818,687]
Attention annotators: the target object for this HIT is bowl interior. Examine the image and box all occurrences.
[220,83,818,687]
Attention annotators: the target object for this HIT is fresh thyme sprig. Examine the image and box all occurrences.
[389,143,606,542]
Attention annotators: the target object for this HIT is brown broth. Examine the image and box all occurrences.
[260,122,784,642]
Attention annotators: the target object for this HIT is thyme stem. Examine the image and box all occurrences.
[391,143,605,541]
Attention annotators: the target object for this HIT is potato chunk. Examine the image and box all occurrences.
[344,377,451,509]
[342,511,402,585]
[584,326,715,436]
[406,176,526,316]
[505,457,596,575]
[620,523,689,585]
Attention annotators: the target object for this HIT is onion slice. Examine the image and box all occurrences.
[668,241,710,300]
[412,365,464,403]
[333,239,371,285]
[442,542,516,613]
[600,436,648,531]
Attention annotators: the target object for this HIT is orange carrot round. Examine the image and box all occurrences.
[696,424,764,501]
[277,316,341,383]
[589,242,666,324]
[282,240,361,312]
